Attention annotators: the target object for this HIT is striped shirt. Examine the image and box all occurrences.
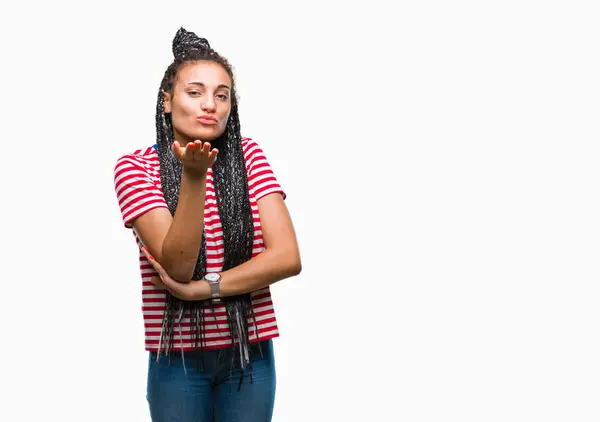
[113,138,284,351]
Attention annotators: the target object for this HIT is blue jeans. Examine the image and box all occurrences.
[147,340,276,422]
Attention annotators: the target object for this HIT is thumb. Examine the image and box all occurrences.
[150,276,166,289]
[171,141,184,159]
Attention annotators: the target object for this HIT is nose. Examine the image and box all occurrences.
[201,95,216,113]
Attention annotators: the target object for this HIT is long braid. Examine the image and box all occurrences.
[153,28,256,386]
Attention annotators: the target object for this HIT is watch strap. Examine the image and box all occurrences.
[207,274,222,303]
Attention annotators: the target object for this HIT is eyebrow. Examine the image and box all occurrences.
[187,82,231,90]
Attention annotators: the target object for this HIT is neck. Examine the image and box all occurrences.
[172,129,195,146]
[172,129,224,148]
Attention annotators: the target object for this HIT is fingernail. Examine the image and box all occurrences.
[141,246,153,260]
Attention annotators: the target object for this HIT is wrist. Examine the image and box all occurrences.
[182,167,207,181]
[204,272,223,303]
[192,279,211,301]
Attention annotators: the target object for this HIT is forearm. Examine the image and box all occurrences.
[161,170,207,281]
[218,247,301,297]
[144,192,302,301]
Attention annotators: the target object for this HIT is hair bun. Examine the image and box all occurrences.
[172,27,211,59]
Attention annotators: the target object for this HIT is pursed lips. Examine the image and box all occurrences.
[197,116,218,124]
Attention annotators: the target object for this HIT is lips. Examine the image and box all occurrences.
[197,116,217,125]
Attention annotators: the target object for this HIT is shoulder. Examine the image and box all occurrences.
[240,137,271,165]
[241,137,260,156]
[114,145,160,174]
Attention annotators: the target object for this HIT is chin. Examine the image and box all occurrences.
[192,128,226,142]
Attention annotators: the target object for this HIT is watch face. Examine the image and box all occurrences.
[205,273,219,283]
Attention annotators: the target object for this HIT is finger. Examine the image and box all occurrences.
[192,140,204,159]
[172,140,179,151]
[203,142,211,156]
[194,141,206,159]
[209,148,218,164]
[185,141,196,160]
[141,245,154,262]
[141,246,168,277]
[172,141,184,159]
[153,263,170,282]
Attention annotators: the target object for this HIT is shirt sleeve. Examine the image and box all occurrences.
[113,155,169,228]
[243,138,286,201]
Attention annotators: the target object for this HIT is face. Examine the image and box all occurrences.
[164,61,232,144]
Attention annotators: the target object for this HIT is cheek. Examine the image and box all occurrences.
[222,107,231,124]
[170,103,194,132]
[218,108,230,127]
[176,99,196,117]
[220,115,229,130]
[172,101,196,125]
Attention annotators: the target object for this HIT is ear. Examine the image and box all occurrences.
[163,91,172,113]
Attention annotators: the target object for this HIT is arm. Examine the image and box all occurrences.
[126,141,217,282]
[133,170,207,282]
[142,192,301,300]
[219,192,301,296]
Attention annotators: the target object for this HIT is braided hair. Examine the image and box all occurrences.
[154,28,259,387]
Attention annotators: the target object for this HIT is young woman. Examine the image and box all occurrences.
[113,27,301,421]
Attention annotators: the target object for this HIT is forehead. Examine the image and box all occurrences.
[175,61,231,87]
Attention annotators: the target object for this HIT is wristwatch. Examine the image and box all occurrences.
[204,273,222,303]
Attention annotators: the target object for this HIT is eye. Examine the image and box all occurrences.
[188,90,202,97]
[216,94,229,100]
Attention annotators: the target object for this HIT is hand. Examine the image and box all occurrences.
[172,140,218,178]
[141,246,210,301]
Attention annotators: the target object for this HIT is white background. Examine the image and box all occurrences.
[1,1,599,421]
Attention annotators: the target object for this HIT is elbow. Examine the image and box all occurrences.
[166,267,194,283]
[160,242,197,282]
[270,247,301,278]
[161,257,195,283]
[288,253,302,277]
[168,272,193,283]
[290,262,302,277]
